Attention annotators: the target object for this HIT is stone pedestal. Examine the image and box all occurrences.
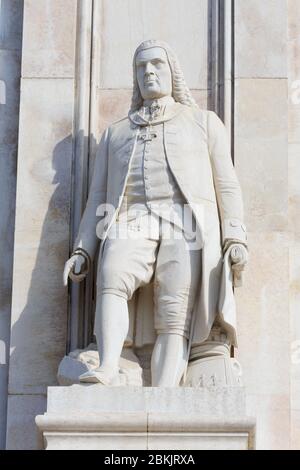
[36,386,255,450]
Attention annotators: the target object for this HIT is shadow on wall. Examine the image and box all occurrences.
[7,131,97,449]
[0,0,24,451]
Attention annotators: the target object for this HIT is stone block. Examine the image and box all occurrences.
[289,99,300,144]
[14,78,74,233]
[36,386,255,450]
[235,0,287,78]
[291,410,300,450]
[235,232,290,397]
[97,89,132,137]
[289,144,300,234]
[46,385,246,416]
[98,0,209,89]
[235,78,288,232]
[0,0,24,50]
[246,394,290,450]
[288,0,300,79]
[22,0,76,78]
[6,394,46,450]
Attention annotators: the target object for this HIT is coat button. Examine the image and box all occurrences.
[230,220,240,227]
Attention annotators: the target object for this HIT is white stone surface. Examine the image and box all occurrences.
[288,144,300,234]
[97,0,209,90]
[234,0,290,449]
[57,345,143,386]
[36,386,255,450]
[6,395,46,450]
[235,232,290,449]
[288,0,300,450]
[185,356,242,388]
[235,0,287,78]
[46,385,246,415]
[22,0,77,78]
[8,78,74,395]
[6,0,77,450]
[245,393,290,450]
[234,78,288,232]
[37,414,255,450]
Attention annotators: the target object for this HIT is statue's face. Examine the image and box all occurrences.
[135,47,172,101]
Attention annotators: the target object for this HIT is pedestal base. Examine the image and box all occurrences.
[36,386,256,450]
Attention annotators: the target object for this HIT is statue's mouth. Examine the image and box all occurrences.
[145,79,157,85]
[144,74,158,85]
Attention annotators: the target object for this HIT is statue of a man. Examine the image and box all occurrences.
[64,40,248,387]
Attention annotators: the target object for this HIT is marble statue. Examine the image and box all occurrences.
[63,39,248,387]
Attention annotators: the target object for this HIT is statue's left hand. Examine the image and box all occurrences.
[227,243,248,287]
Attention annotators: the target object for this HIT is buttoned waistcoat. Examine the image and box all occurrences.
[74,105,247,347]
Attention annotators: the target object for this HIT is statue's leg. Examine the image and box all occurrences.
[95,293,129,380]
[151,224,202,387]
[79,293,129,384]
[151,333,188,386]
[80,232,158,384]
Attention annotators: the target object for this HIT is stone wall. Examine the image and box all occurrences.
[234,0,290,450]
[95,0,212,138]
[4,0,215,449]
[2,0,300,450]
[0,0,23,450]
[5,0,77,450]
[288,0,300,450]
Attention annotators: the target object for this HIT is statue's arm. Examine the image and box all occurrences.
[207,111,248,284]
[63,128,109,285]
[207,110,247,248]
[74,127,110,259]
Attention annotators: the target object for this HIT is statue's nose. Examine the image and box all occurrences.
[145,71,155,79]
[145,61,155,75]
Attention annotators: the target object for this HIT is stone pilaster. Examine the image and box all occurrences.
[6,0,77,449]
[234,0,290,450]
[0,0,23,450]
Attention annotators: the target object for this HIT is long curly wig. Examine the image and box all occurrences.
[130,39,197,112]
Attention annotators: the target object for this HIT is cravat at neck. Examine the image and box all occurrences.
[143,101,162,121]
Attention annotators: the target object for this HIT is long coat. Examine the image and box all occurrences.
[74,105,247,348]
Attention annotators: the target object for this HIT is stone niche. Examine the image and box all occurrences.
[36,0,256,451]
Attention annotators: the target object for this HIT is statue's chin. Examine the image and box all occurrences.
[142,94,161,101]
[141,85,162,101]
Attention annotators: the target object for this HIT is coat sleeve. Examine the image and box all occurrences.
[73,127,110,259]
[207,111,247,246]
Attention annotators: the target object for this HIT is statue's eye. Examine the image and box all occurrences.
[152,59,166,69]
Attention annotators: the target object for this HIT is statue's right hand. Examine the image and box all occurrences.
[63,254,86,286]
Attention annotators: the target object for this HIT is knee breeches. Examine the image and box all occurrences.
[96,221,202,338]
